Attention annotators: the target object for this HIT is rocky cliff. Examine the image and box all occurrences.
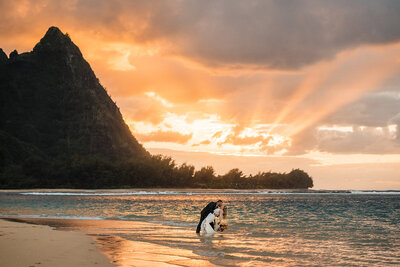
[0,26,147,166]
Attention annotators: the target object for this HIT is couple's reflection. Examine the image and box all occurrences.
[192,233,227,258]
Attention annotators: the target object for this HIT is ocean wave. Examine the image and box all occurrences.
[349,190,400,194]
[19,191,181,196]
[0,213,196,228]
[148,220,197,227]
[0,214,105,220]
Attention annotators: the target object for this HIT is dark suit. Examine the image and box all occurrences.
[196,201,218,233]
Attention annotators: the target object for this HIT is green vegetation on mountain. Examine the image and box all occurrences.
[0,27,313,189]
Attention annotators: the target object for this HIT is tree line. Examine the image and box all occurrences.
[0,154,313,189]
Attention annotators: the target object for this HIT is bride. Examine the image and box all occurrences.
[200,206,227,235]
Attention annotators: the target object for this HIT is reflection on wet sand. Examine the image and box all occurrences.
[95,234,216,267]
[4,218,246,266]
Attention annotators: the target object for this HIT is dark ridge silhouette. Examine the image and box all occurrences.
[0,48,7,64]
[0,26,313,189]
[1,26,146,161]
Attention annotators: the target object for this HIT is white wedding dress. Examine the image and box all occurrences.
[200,208,221,234]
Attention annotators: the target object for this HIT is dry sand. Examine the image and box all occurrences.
[0,219,114,267]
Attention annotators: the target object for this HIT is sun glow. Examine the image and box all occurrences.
[128,112,294,156]
[266,134,291,147]
[318,125,354,133]
[145,91,175,107]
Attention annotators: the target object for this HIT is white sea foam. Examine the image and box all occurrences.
[0,214,105,220]
[19,191,180,196]
[349,190,400,194]
[148,220,197,227]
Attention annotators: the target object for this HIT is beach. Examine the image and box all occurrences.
[0,218,218,267]
[1,190,399,266]
[0,219,114,267]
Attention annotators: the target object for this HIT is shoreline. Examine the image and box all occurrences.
[0,188,321,193]
[0,218,114,267]
[0,217,218,267]
[1,188,399,195]
[0,187,307,192]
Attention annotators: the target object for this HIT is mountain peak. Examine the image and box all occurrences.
[33,26,81,56]
[44,26,65,39]
[1,26,147,162]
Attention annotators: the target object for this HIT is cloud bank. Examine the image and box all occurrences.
[1,0,400,160]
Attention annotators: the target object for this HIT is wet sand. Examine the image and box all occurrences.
[0,219,114,267]
[94,234,217,266]
[0,218,218,267]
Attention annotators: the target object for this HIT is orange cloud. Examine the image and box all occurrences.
[224,134,268,146]
[2,1,400,161]
[136,130,193,144]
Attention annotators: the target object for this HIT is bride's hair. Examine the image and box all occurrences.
[214,208,221,216]
[222,206,227,219]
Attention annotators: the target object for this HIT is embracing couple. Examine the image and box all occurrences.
[196,200,227,235]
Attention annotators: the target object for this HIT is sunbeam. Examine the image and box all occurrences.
[284,43,400,138]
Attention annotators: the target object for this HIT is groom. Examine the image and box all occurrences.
[196,199,223,233]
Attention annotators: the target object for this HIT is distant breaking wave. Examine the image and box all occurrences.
[18,190,400,196]
[0,214,105,220]
[20,191,179,196]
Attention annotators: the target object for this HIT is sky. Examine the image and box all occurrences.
[1,0,400,189]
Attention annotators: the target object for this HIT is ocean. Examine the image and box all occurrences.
[1,190,399,266]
